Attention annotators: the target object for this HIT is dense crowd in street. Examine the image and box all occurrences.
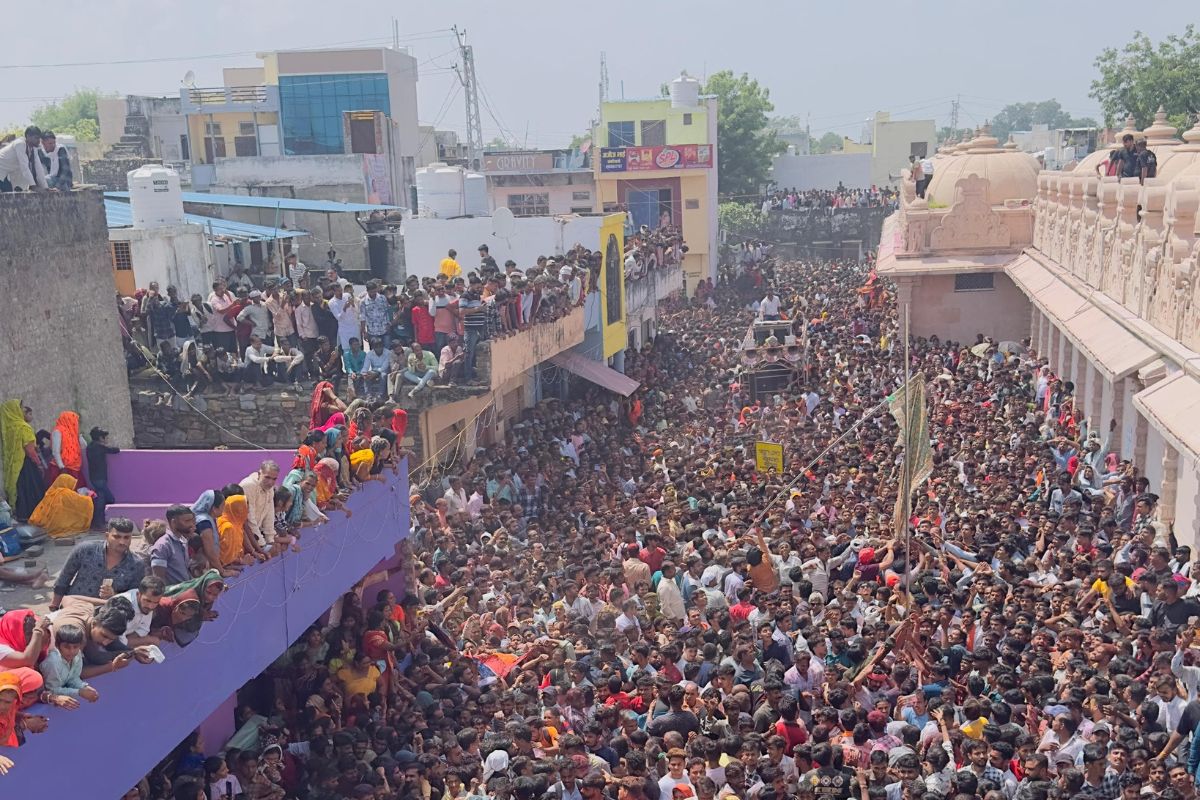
[15,252,1171,800]
[761,187,898,212]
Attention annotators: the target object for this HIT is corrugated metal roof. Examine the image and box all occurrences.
[104,199,308,242]
[105,190,401,213]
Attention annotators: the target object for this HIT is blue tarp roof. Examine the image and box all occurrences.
[104,199,308,242]
[104,190,400,213]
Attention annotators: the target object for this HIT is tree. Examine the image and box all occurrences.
[29,88,108,142]
[483,135,512,151]
[988,99,1098,144]
[718,201,766,243]
[1091,27,1200,131]
[704,70,784,199]
[811,132,844,154]
[568,133,591,150]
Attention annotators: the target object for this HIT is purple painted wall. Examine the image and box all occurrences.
[2,462,410,798]
[103,449,295,523]
[105,449,295,504]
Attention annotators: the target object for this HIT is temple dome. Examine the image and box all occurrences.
[925,127,1039,206]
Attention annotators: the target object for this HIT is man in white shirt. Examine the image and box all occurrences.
[443,476,468,518]
[759,290,782,321]
[242,335,277,388]
[920,156,934,197]
[239,460,280,555]
[0,127,48,192]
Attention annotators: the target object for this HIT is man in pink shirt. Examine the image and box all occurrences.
[206,279,237,353]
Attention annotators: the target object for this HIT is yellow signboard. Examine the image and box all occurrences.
[599,212,628,358]
[755,441,784,473]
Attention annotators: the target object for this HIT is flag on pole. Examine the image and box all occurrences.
[888,373,932,538]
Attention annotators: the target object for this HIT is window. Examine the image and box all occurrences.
[954,273,995,292]
[280,73,390,155]
[572,190,591,201]
[503,388,523,419]
[605,233,623,324]
[233,136,259,157]
[203,136,226,162]
[682,113,693,126]
[507,193,550,217]
[204,122,222,136]
[179,134,190,161]
[570,207,593,214]
[910,141,928,158]
[607,121,635,147]
[640,119,666,147]
[238,122,257,136]
[110,241,133,270]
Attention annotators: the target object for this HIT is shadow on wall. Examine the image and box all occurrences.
[0,462,411,800]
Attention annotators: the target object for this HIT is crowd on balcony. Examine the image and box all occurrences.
[0,387,410,779]
[761,187,898,213]
[624,227,687,281]
[119,245,593,404]
[38,253,1173,800]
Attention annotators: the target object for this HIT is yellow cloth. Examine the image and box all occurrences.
[216,495,249,565]
[28,475,93,538]
[0,399,34,504]
[1091,575,1135,596]
[350,449,374,479]
[337,665,380,699]
[960,715,989,740]
[438,257,462,279]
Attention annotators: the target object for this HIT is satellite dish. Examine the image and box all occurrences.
[182,70,196,88]
[492,206,516,239]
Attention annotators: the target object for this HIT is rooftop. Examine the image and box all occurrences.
[104,190,402,214]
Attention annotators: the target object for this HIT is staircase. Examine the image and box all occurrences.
[105,112,151,158]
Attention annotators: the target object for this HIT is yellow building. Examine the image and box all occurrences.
[180,68,282,165]
[594,80,718,294]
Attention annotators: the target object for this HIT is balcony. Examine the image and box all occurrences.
[3,451,410,799]
[626,261,683,315]
[180,84,279,115]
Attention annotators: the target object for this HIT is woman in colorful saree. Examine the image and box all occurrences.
[27,474,93,538]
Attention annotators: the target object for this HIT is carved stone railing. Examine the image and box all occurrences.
[894,171,1034,257]
[1032,169,1200,351]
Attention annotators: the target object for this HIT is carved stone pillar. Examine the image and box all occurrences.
[1088,363,1103,434]
[1160,444,1180,525]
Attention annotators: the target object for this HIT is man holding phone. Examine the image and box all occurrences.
[49,518,145,612]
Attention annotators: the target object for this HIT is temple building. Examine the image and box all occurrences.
[877,115,1200,541]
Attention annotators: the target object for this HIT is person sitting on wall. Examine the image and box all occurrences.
[36,130,72,191]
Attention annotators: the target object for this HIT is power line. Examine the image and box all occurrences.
[0,30,455,70]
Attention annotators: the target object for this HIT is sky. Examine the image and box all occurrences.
[2,0,1194,147]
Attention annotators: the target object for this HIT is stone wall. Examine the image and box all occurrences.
[80,157,162,190]
[129,379,310,449]
[761,207,893,258]
[0,190,134,453]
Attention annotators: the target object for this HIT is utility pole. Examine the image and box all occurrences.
[805,113,811,154]
[452,25,484,170]
[599,51,610,110]
[949,95,960,137]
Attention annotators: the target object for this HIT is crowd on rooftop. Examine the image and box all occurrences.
[0,251,1172,800]
[761,188,898,214]
[120,244,597,402]
[0,126,74,193]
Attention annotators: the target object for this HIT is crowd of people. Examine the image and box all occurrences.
[120,244,594,402]
[42,252,1181,800]
[0,390,410,780]
[0,126,74,193]
[761,187,898,213]
[624,227,687,281]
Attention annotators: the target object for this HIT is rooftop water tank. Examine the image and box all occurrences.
[669,71,700,109]
[127,165,184,229]
[417,163,467,218]
[415,163,434,217]
[464,173,489,217]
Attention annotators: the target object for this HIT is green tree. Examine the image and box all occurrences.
[704,70,784,198]
[568,132,591,150]
[989,99,1098,144]
[29,88,109,142]
[483,135,512,150]
[1090,27,1200,130]
[718,201,766,243]
[811,132,844,154]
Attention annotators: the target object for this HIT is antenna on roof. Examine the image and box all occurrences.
[182,70,196,89]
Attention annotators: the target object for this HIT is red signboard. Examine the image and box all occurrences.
[599,144,714,173]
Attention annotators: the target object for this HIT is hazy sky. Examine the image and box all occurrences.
[2,0,1192,146]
